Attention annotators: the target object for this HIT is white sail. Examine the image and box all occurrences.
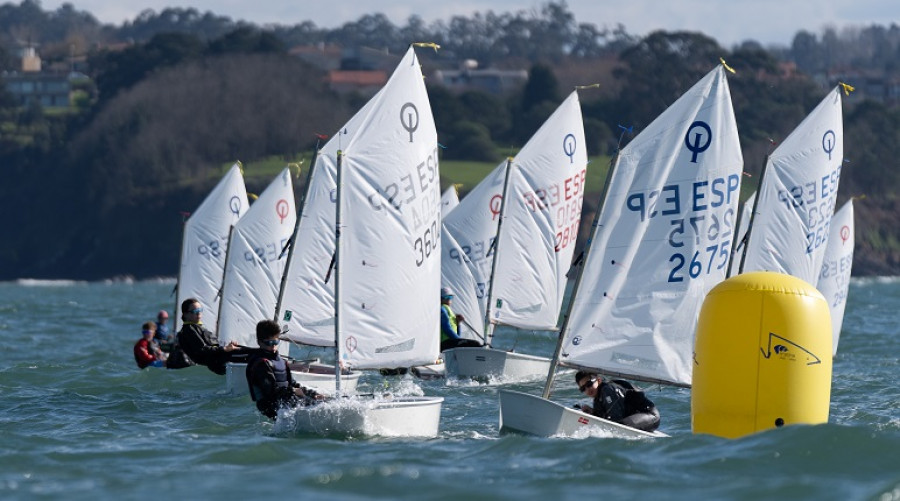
[816,199,854,355]
[741,87,844,285]
[338,46,441,369]
[440,223,487,341]
[560,66,743,386]
[440,162,506,340]
[441,185,460,216]
[728,192,755,277]
[276,91,384,347]
[441,91,587,336]
[490,91,587,330]
[176,163,247,332]
[218,168,296,351]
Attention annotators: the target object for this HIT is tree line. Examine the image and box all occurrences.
[0,1,897,279]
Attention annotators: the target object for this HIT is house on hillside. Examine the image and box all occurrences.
[433,60,528,94]
[2,46,71,108]
[290,44,396,96]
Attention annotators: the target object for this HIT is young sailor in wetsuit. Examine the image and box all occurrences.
[245,319,324,420]
[574,370,661,432]
[167,298,249,373]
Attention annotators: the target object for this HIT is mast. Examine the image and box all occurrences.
[214,225,236,339]
[481,157,514,347]
[332,151,345,394]
[541,150,621,399]
[274,143,323,322]
[173,213,188,332]
[736,154,771,275]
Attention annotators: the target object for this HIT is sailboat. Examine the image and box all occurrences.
[442,91,587,381]
[737,86,845,285]
[276,45,443,438]
[498,64,743,438]
[174,163,248,334]
[816,199,854,356]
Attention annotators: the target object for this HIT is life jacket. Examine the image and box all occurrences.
[441,303,458,342]
[247,354,290,402]
[611,379,656,414]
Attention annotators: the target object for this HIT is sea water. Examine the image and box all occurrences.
[0,278,897,500]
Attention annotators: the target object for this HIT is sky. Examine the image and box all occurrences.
[38,0,900,47]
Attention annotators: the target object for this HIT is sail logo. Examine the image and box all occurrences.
[822,130,836,160]
[275,199,290,224]
[400,102,419,142]
[684,121,712,163]
[563,133,577,164]
[571,335,583,346]
[229,196,242,217]
[489,194,502,220]
[840,225,850,244]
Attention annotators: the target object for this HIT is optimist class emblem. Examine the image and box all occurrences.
[275,199,290,224]
[400,102,419,142]
[684,121,712,163]
[563,133,576,164]
[840,225,850,244]
[229,196,241,216]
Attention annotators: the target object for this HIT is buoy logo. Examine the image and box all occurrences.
[760,332,821,365]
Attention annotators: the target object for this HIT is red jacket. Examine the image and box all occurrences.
[134,338,158,369]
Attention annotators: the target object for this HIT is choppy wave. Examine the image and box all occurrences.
[0,280,897,500]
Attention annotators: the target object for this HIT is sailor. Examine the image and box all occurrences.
[439,287,482,351]
[134,321,166,369]
[154,310,173,352]
[245,319,323,420]
[574,370,661,432]
[166,298,249,373]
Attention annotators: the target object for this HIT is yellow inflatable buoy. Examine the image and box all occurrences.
[692,271,832,439]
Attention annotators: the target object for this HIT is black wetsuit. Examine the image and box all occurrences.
[171,322,249,375]
[245,349,319,420]
[591,379,661,432]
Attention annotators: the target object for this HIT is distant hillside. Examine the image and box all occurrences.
[0,2,898,279]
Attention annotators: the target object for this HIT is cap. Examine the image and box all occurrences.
[158,310,169,319]
[440,287,453,299]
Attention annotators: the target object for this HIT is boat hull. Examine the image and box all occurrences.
[225,361,361,396]
[280,396,444,438]
[498,389,667,439]
[443,347,550,381]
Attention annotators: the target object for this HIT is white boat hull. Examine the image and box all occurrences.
[225,361,361,396]
[498,389,667,439]
[279,395,444,438]
[443,347,550,381]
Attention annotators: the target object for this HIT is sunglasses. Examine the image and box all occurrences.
[261,338,280,346]
[189,308,203,314]
[579,379,595,393]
